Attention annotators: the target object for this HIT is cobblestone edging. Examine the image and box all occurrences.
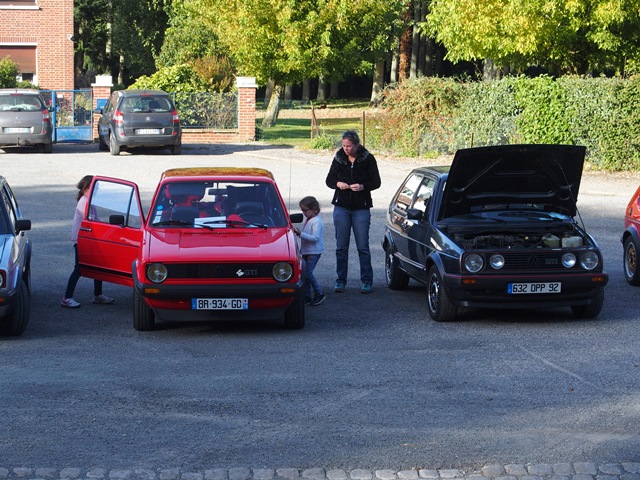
[1,464,639,480]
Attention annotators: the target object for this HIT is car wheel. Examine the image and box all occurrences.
[427,265,457,322]
[0,280,30,336]
[98,134,108,151]
[571,287,604,319]
[41,143,52,153]
[284,290,305,329]
[623,236,640,285]
[385,245,409,290]
[133,289,155,331]
[171,142,182,155]
[109,131,121,156]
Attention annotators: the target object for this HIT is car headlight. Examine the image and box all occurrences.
[464,253,484,273]
[147,263,168,283]
[0,270,5,288]
[489,254,505,270]
[561,253,577,268]
[273,262,293,282]
[580,251,600,270]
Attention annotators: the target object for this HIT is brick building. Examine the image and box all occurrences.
[0,0,74,89]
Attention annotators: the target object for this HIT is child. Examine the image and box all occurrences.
[294,196,325,306]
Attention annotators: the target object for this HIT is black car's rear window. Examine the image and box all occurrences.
[119,96,172,113]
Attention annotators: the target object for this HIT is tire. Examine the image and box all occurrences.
[0,280,30,336]
[571,287,604,319]
[109,131,121,156]
[385,245,409,290]
[98,134,108,151]
[284,290,305,329]
[427,265,458,322]
[133,289,155,331]
[41,142,52,153]
[623,236,640,285]
[170,142,182,155]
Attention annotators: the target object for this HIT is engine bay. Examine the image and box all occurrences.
[453,230,588,250]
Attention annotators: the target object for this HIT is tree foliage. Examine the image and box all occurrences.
[424,0,640,75]
[0,57,18,88]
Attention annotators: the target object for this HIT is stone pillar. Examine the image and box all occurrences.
[91,75,113,141]
[236,77,257,141]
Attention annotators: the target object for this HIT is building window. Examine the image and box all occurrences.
[0,0,37,6]
[0,46,36,80]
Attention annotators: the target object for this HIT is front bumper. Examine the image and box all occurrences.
[443,271,608,309]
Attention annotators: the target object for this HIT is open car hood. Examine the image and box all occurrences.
[439,144,586,219]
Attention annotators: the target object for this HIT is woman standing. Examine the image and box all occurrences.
[325,130,381,294]
[61,175,114,308]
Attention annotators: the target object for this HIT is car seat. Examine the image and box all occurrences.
[167,183,205,222]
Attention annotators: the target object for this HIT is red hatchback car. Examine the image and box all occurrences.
[623,185,640,285]
[76,168,305,331]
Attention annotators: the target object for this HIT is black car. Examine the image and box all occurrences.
[0,89,53,153]
[0,176,31,336]
[96,89,182,156]
[382,144,608,322]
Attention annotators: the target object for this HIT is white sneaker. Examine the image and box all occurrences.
[92,294,114,305]
[61,297,81,308]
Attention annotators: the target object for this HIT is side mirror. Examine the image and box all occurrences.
[15,219,31,233]
[93,108,104,114]
[290,213,304,224]
[109,214,125,226]
[407,208,423,221]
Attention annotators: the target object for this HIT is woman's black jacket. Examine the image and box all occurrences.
[325,146,381,210]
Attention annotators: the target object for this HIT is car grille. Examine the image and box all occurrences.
[166,263,275,279]
[482,252,573,271]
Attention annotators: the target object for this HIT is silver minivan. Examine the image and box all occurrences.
[95,89,182,156]
[0,89,53,153]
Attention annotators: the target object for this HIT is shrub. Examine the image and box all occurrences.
[0,57,18,88]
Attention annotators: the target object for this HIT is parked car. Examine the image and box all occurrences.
[95,89,182,156]
[0,176,31,336]
[382,144,608,322]
[0,88,53,153]
[76,167,305,331]
[622,185,640,285]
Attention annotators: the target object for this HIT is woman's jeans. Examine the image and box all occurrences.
[302,254,323,299]
[64,243,103,299]
[333,205,373,285]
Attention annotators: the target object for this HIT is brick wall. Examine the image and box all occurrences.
[0,0,74,89]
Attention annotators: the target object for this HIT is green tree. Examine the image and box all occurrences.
[424,0,640,76]
[0,57,18,88]
[193,0,406,127]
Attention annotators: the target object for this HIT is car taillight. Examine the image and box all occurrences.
[42,109,50,123]
[113,109,124,125]
[172,110,180,124]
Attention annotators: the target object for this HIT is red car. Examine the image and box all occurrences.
[623,185,640,285]
[76,168,305,331]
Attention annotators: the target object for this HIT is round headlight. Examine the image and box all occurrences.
[489,254,505,270]
[464,253,484,273]
[580,251,600,270]
[273,262,293,282]
[147,263,168,283]
[561,253,577,268]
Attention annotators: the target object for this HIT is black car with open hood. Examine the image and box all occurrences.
[382,144,608,322]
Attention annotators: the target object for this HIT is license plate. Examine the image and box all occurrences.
[192,298,249,310]
[4,127,30,133]
[507,282,561,294]
[136,128,160,134]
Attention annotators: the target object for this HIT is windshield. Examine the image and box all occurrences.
[149,180,288,229]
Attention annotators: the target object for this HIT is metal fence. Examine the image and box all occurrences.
[172,92,238,130]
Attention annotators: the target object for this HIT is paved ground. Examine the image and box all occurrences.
[1,463,640,480]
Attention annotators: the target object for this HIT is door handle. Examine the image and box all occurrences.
[79,226,92,232]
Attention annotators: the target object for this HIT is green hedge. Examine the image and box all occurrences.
[369,75,640,171]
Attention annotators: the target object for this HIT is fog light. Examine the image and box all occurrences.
[561,253,577,268]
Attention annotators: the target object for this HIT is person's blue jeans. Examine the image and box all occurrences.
[302,254,323,299]
[333,205,373,285]
[64,243,103,299]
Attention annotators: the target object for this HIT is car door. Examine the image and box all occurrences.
[388,173,423,273]
[406,176,437,282]
[77,177,144,287]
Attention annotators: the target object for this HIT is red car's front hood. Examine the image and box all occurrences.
[143,227,296,262]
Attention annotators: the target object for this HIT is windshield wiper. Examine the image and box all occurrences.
[202,219,268,229]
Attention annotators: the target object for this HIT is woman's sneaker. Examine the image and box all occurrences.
[92,294,114,305]
[311,293,326,306]
[360,283,373,294]
[61,297,81,308]
[334,282,345,293]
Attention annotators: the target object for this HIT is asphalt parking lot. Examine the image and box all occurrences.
[1,142,639,473]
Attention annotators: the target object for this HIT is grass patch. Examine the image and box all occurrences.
[257,117,366,149]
